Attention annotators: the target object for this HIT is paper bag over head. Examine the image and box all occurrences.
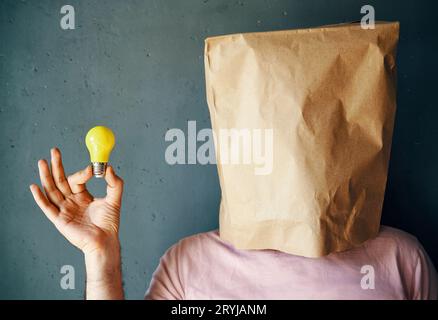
[204,22,400,257]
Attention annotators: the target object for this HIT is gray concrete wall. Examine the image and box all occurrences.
[0,0,437,299]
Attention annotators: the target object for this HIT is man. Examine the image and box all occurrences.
[30,148,437,299]
[30,22,438,300]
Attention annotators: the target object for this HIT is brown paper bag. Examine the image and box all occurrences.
[204,21,400,257]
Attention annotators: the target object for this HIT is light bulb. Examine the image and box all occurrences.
[85,126,116,178]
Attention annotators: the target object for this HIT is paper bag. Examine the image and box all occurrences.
[204,22,399,257]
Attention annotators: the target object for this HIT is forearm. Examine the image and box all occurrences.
[84,239,124,300]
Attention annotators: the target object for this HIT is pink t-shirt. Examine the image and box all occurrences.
[145,226,437,300]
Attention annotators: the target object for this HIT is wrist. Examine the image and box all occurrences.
[84,241,124,300]
[83,233,120,255]
[83,239,121,283]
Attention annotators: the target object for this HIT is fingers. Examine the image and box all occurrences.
[67,165,92,194]
[29,184,59,224]
[50,148,72,196]
[105,166,124,205]
[38,159,65,206]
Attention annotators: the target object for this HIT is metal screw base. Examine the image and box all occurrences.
[91,162,107,178]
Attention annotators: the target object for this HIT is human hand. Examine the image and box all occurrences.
[29,148,124,255]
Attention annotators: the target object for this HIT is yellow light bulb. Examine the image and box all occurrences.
[85,126,115,178]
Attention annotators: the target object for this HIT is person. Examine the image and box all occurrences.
[30,148,438,299]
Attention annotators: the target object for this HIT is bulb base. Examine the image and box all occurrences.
[91,162,107,178]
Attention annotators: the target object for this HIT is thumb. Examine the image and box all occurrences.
[105,166,124,205]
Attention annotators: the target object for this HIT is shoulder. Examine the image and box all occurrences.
[375,226,438,299]
[366,226,430,272]
[159,230,229,282]
[376,225,423,250]
[163,229,237,269]
[168,229,226,257]
[146,230,223,300]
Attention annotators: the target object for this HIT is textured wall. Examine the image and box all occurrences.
[0,0,437,299]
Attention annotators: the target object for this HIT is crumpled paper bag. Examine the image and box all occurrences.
[204,22,399,257]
